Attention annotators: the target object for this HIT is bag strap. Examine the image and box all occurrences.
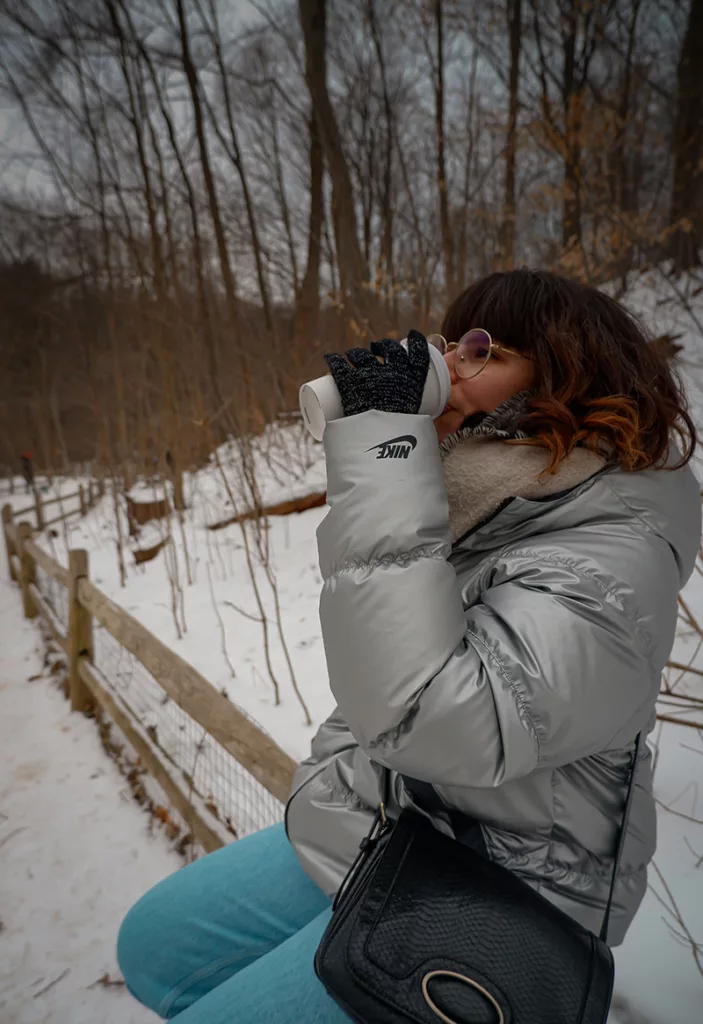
[393,731,642,946]
[399,773,489,857]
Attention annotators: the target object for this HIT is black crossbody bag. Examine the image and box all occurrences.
[315,734,641,1024]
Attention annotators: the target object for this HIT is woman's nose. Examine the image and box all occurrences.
[444,350,459,385]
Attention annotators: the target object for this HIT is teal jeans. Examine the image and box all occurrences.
[117,822,352,1022]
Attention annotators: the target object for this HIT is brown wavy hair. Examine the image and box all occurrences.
[441,269,697,473]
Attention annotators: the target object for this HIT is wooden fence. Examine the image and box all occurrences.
[1,503,296,852]
[7,479,104,531]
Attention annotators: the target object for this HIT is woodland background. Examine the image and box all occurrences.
[1,0,702,479]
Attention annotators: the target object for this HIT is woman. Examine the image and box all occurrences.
[118,269,700,1023]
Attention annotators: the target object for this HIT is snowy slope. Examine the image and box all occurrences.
[8,424,331,766]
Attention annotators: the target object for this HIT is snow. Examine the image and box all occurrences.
[1,271,702,1021]
[612,722,703,1024]
[0,575,181,1024]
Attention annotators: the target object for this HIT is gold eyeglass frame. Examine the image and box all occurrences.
[428,329,529,381]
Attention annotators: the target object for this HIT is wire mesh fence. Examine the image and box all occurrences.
[30,546,286,849]
[92,622,284,841]
[35,563,69,636]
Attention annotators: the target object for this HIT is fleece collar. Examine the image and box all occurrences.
[440,391,607,542]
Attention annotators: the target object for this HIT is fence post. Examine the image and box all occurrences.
[17,522,37,619]
[98,476,105,499]
[79,484,87,517]
[34,489,45,531]
[68,548,93,712]
[2,504,16,581]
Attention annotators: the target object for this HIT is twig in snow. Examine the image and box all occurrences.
[665,661,703,682]
[648,860,703,981]
[659,689,703,708]
[683,836,703,869]
[654,796,703,826]
[665,634,703,691]
[224,599,263,624]
[656,713,703,730]
[212,450,281,704]
[666,778,698,813]
[162,535,185,639]
[33,969,70,998]
[654,263,703,338]
[0,826,27,851]
[678,595,703,638]
[87,973,126,989]
[260,556,312,725]
[246,493,312,724]
[207,564,236,679]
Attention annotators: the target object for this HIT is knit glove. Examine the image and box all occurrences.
[324,330,430,418]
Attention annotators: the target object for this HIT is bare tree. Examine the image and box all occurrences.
[173,0,240,335]
[501,0,522,268]
[434,0,455,300]
[293,110,323,352]
[298,0,369,327]
[669,0,703,271]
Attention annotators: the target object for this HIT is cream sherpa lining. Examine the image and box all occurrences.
[440,392,607,542]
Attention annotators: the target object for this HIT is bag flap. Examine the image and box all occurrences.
[343,811,613,1023]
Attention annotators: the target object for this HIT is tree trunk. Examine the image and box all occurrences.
[669,0,703,271]
[500,0,522,268]
[435,0,454,300]
[123,2,221,409]
[174,0,239,331]
[271,104,299,295]
[294,110,323,354]
[612,0,642,284]
[615,0,640,216]
[106,0,166,300]
[200,0,274,335]
[561,5,581,251]
[298,0,368,324]
[368,0,395,320]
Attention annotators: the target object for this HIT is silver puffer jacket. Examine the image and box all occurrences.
[285,400,700,945]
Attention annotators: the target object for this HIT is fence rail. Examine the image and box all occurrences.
[25,538,69,587]
[1,501,296,853]
[9,478,104,531]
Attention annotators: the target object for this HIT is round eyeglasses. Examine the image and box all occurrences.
[427,329,529,380]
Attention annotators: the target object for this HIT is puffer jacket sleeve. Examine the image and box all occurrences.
[288,704,357,794]
[317,410,659,789]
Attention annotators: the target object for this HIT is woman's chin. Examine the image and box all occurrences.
[434,408,466,443]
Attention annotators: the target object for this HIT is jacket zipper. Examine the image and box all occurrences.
[453,496,517,548]
[452,463,617,550]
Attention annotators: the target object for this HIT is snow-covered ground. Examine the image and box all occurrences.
[0,575,181,1024]
[1,269,702,1021]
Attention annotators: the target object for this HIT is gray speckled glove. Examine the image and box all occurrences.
[324,331,430,418]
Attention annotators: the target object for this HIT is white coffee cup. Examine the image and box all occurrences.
[299,337,451,440]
